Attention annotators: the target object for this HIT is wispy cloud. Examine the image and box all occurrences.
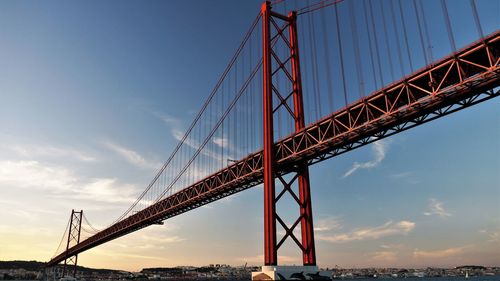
[389,171,421,184]
[479,229,499,242]
[153,110,240,162]
[424,198,451,218]
[314,216,343,232]
[0,160,76,192]
[154,109,224,161]
[75,178,138,203]
[370,251,398,261]
[390,171,414,179]
[91,226,185,253]
[213,137,228,149]
[4,143,97,162]
[369,244,406,262]
[0,198,58,221]
[141,235,186,244]
[317,220,415,243]
[413,246,468,259]
[488,232,499,242]
[89,248,171,261]
[101,140,159,170]
[0,160,138,204]
[379,243,404,250]
[170,128,224,161]
[152,111,181,128]
[343,139,389,178]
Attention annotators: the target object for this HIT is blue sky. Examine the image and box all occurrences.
[0,0,498,271]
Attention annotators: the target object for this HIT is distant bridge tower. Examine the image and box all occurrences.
[62,210,83,278]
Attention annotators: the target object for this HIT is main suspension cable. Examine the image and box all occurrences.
[52,216,70,258]
[155,61,263,202]
[297,0,344,15]
[114,12,262,223]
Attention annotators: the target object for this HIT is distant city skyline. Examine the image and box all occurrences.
[0,0,498,272]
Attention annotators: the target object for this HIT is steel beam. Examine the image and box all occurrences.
[289,10,316,266]
[261,0,278,266]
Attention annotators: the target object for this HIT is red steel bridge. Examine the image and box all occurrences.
[48,0,499,275]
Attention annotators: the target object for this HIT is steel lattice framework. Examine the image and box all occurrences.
[261,3,316,266]
[62,210,82,277]
[48,28,499,267]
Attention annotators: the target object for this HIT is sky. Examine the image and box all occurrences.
[0,0,499,272]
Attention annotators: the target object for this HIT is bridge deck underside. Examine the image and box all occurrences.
[49,31,500,266]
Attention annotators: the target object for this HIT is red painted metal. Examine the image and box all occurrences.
[262,3,317,266]
[62,210,82,277]
[261,0,278,266]
[73,211,82,277]
[62,209,74,276]
[289,10,316,265]
[48,30,500,268]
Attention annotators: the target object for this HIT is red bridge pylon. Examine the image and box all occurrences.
[62,209,83,278]
[261,1,316,267]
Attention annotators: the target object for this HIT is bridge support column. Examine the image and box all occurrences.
[256,2,329,280]
[289,10,317,266]
[261,0,278,267]
[62,209,83,278]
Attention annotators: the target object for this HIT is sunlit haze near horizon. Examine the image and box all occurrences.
[0,0,499,272]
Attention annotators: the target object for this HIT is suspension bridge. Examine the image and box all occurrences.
[47,0,499,279]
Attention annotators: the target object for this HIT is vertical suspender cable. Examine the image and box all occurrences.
[363,0,379,91]
[228,69,232,162]
[53,217,71,258]
[234,60,238,158]
[250,35,255,150]
[380,0,395,82]
[397,0,414,72]
[311,15,322,118]
[209,100,212,173]
[321,8,334,110]
[348,0,364,98]
[221,80,225,169]
[243,46,247,155]
[469,0,484,39]
[115,13,262,223]
[197,106,202,180]
[334,3,348,107]
[389,0,405,77]
[419,0,434,62]
[155,61,263,201]
[307,11,322,119]
[412,0,429,66]
[368,0,384,88]
[441,0,457,52]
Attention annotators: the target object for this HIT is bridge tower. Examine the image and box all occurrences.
[254,2,330,280]
[62,210,83,278]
